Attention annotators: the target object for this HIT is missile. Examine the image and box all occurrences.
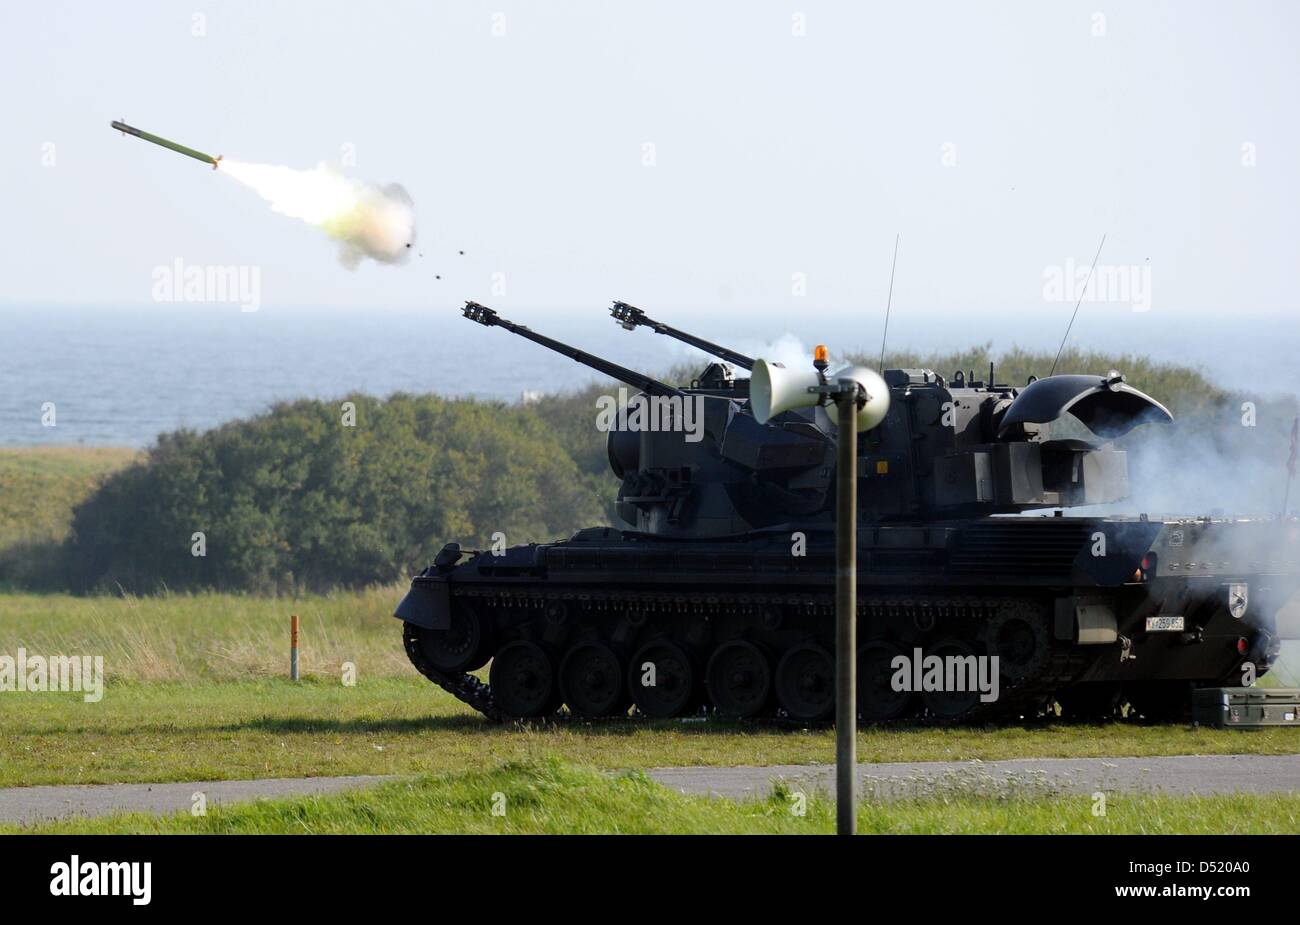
[110,120,222,170]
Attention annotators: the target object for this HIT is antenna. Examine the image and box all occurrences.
[878,233,900,373]
[1049,234,1106,377]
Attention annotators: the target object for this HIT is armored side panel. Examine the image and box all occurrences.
[934,451,993,507]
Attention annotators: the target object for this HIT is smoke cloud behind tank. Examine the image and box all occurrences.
[217,160,415,269]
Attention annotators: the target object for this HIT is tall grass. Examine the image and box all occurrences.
[0,586,412,681]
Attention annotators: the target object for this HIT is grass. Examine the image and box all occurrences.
[3,674,1300,789]
[0,446,137,590]
[5,585,1298,791]
[2,587,1298,790]
[7,756,1299,834]
[0,587,410,681]
[0,447,137,544]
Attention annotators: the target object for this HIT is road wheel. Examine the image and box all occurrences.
[629,639,699,718]
[857,641,914,723]
[775,643,835,722]
[706,640,773,718]
[920,638,984,721]
[559,640,630,718]
[489,640,561,718]
[406,605,492,673]
[984,600,1052,688]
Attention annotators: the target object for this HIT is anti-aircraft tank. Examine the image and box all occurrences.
[396,301,1300,724]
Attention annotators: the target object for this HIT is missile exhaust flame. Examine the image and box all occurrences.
[217,159,415,268]
[109,120,415,268]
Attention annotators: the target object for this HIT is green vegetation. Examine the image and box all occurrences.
[0,447,137,590]
[861,344,1234,417]
[64,394,605,593]
[0,586,409,681]
[8,757,1298,835]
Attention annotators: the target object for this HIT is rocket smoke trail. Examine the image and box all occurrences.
[109,121,415,268]
[218,160,416,269]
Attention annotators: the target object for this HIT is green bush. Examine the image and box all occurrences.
[66,394,606,593]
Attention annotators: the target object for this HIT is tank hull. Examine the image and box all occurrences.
[397,515,1300,723]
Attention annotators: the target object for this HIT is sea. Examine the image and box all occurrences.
[1,304,1296,448]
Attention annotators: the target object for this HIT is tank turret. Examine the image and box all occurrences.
[609,303,1173,517]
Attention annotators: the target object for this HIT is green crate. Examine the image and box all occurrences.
[1192,687,1300,728]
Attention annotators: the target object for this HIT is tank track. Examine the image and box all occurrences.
[961,648,1084,724]
[403,622,508,724]
[403,584,1092,726]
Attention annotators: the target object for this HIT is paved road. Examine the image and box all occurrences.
[649,754,1300,801]
[0,775,394,827]
[5,754,1296,825]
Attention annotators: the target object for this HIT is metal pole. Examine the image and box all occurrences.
[835,387,858,835]
[291,614,300,681]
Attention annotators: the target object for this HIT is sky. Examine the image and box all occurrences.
[2,0,1298,332]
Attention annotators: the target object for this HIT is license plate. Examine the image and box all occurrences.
[1146,615,1185,632]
